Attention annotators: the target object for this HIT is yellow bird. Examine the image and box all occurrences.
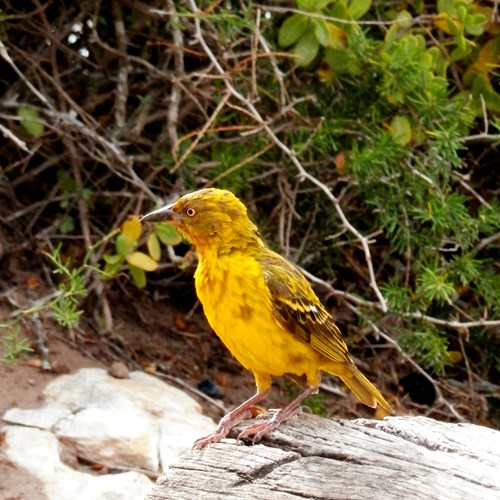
[142,188,393,448]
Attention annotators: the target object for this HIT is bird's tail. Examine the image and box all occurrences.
[339,368,393,413]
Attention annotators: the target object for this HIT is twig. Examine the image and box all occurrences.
[453,171,492,209]
[404,311,500,329]
[250,8,260,102]
[293,202,318,264]
[0,122,30,152]
[457,332,475,419]
[43,107,160,202]
[170,91,231,173]
[255,9,287,106]
[473,231,500,254]
[205,142,273,187]
[32,312,51,371]
[165,0,185,159]
[0,40,52,107]
[4,40,159,203]
[297,266,382,310]
[112,1,129,131]
[461,95,500,143]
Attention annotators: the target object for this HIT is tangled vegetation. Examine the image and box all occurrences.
[1,1,499,424]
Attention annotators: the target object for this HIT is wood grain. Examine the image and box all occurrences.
[146,415,500,500]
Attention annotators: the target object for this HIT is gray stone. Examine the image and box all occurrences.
[4,425,153,500]
[3,404,71,430]
[1,368,217,500]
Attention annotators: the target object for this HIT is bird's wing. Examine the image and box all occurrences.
[259,251,352,366]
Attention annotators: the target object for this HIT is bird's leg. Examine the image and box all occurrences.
[193,389,269,449]
[238,384,319,445]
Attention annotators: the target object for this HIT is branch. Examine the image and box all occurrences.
[460,95,500,143]
[165,0,185,159]
[112,0,129,131]
[405,311,500,329]
[0,122,30,152]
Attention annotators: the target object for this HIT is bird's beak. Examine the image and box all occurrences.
[140,204,181,224]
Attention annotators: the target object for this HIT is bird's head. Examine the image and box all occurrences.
[141,188,262,255]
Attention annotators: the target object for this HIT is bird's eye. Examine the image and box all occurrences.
[186,207,196,217]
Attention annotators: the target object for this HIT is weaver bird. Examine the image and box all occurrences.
[142,188,393,448]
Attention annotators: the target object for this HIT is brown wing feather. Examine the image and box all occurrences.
[258,250,353,366]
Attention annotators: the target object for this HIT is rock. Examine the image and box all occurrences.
[41,368,216,470]
[54,404,160,471]
[1,368,217,500]
[108,361,129,379]
[4,404,71,430]
[3,426,152,500]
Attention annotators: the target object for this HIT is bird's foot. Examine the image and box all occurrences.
[237,405,303,445]
[193,408,254,449]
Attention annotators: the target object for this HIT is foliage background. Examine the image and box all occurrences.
[1,0,499,425]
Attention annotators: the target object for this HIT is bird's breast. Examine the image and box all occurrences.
[194,252,321,378]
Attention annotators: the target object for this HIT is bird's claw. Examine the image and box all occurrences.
[237,405,303,444]
[192,408,254,449]
[192,432,225,449]
[237,421,274,445]
[192,423,232,449]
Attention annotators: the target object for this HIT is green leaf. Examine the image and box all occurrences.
[298,0,331,10]
[417,268,456,305]
[103,254,123,265]
[464,13,485,36]
[400,328,451,375]
[128,264,146,288]
[313,19,330,47]
[292,31,320,67]
[155,223,182,246]
[348,0,371,19]
[456,4,467,24]
[278,14,309,48]
[116,233,132,257]
[18,105,44,138]
[103,259,122,278]
[450,35,470,61]
[427,46,448,77]
[384,24,399,47]
[437,0,457,15]
[314,19,346,48]
[381,279,411,311]
[395,10,413,29]
[59,215,75,234]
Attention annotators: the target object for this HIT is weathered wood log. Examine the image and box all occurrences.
[146,415,500,500]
